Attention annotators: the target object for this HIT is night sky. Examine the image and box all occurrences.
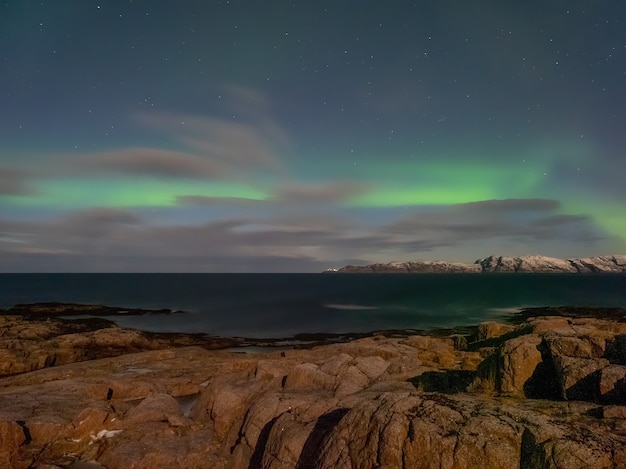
[1,1,625,272]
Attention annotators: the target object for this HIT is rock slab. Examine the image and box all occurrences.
[1,309,626,468]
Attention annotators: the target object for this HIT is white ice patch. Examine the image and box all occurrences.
[90,429,122,442]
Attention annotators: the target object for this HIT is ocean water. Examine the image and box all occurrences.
[1,273,626,339]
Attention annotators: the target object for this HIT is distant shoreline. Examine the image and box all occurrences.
[328,254,626,274]
[3,302,626,348]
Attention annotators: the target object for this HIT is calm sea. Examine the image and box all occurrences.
[1,273,626,339]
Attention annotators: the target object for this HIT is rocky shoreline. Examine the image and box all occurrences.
[1,304,626,468]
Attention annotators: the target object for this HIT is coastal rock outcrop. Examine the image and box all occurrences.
[2,306,626,467]
[0,312,238,378]
[332,254,626,274]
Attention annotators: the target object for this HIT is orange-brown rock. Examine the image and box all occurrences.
[1,307,626,468]
[498,333,543,396]
[0,314,239,378]
[476,321,516,341]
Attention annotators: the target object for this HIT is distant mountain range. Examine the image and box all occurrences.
[328,255,626,274]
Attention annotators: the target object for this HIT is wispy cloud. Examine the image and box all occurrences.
[176,195,266,207]
[272,181,371,204]
[383,198,602,246]
[0,166,37,196]
[132,112,286,175]
[175,180,373,208]
[461,198,561,213]
[0,197,615,272]
[127,86,290,179]
[17,86,290,187]
[59,207,143,236]
[65,148,227,179]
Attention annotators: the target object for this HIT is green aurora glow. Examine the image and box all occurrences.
[7,179,268,208]
[2,1,625,271]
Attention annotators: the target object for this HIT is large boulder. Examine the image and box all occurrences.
[0,421,26,469]
[599,365,626,404]
[499,334,543,397]
[552,355,610,401]
[476,321,516,341]
[313,393,626,469]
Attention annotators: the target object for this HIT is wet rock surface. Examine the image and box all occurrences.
[1,304,626,468]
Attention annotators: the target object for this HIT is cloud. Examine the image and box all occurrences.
[272,181,371,204]
[531,214,590,227]
[0,250,328,273]
[129,86,290,179]
[174,180,373,209]
[382,198,603,246]
[0,206,374,271]
[0,167,37,195]
[66,148,227,179]
[16,86,291,188]
[61,207,143,228]
[0,195,619,272]
[0,208,143,256]
[526,214,602,243]
[0,197,485,269]
[462,198,561,213]
[176,195,265,207]
[134,112,285,172]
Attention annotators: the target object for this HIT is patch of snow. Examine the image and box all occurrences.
[90,429,122,442]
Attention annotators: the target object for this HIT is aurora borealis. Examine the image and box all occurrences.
[1,1,625,272]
